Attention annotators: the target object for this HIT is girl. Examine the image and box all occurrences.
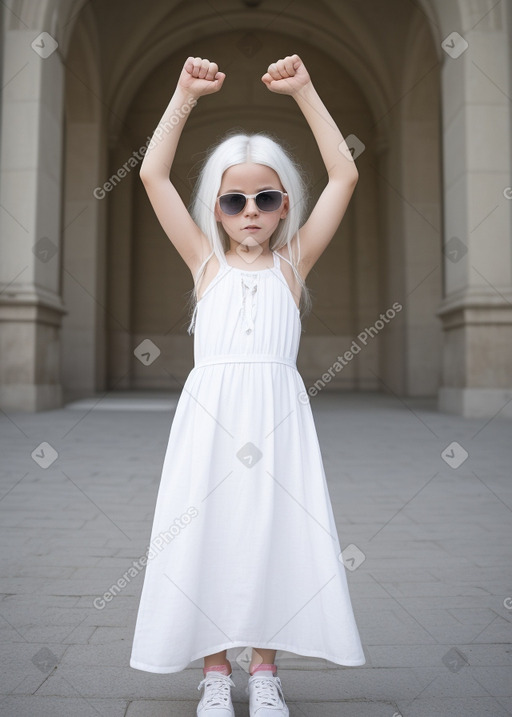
[130,54,365,716]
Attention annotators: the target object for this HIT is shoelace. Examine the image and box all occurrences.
[249,674,285,707]
[197,673,235,707]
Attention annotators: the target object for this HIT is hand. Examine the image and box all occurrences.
[178,56,225,99]
[261,54,312,96]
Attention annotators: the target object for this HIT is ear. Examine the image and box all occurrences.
[280,195,289,219]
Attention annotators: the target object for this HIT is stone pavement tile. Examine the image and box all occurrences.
[87,626,133,644]
[0,593,79,615]
[470,666,512,696]
[36,577,133,596]
[126,699,209,716]
[372,578,494,597]
[81,604,137,627]
[286,703,401,717]
[31,664,420,703]
[0,576,112,598]
[446,606,503,624]
[387,609,499,644]
[1,395,511,714]
[395,696,511,716]
[354,611,439,646]
[470,615,512,643]
[384,594,505,609]
[0,696,129,716]
[303,663,507,703]
[367,643,512,667]
[365,567,443,582]
[71,565,145,582]
[0,643,69,693]
[411,667,510,699]
[34,605,100,626]
[75,593,135,609]
[125,698,399,716]
[60,641,135,668]
[273,667,425,703]
[11,599,93,627]
[346,580,393,599]
[94,555,147,568]
[88,606,135,629]
[33,665,202,701]
[461,644,512,665]
[11,623,96,645]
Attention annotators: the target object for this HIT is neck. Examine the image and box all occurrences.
[227,244,272,256]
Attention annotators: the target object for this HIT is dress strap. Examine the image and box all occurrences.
[273,249,294,269]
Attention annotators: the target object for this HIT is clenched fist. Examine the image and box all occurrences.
[178,56,225,99]
[261,54,311,96]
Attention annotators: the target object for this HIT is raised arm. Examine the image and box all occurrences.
[140,57,225,274]
[261,54,358,277]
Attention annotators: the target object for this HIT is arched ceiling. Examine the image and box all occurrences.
[5,0,454,142]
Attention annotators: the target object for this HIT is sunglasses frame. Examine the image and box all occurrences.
[217,190,288,216]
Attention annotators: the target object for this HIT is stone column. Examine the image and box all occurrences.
[60,107,107,402]
[436,15,512,418]
[106,137,136,390]
[0,28,66,411]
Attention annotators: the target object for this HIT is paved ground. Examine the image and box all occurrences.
[0,390,511,716]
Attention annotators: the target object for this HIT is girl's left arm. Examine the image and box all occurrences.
[262,55,359,276]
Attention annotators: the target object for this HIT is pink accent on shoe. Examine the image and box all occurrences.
[250,663,277,675]
[203,664,230,676]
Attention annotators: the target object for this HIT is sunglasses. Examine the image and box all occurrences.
[217,190,288,216]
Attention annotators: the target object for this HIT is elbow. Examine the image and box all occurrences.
[140,167,169,186]
[332,167,359,187]
[139,171,158,189]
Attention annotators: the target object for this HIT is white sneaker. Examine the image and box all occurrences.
[246,673,290,716]
[196,671,236,716]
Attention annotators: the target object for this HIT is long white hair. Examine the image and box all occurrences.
[185,130,313,331]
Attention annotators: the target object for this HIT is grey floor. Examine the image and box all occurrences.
[0,390,511,716]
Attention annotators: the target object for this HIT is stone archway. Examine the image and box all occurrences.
[99,2,443,395]
[113,32,381,391]
[2,0,510,416]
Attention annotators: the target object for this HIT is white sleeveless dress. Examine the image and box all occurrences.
[129,249,365,673]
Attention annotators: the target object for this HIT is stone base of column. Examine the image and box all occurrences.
[438,387,512,419]
[0,293,67,413]
[436,290,512,419]
[0,383,63,413]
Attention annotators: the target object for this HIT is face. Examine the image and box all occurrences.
[214,162,289,250]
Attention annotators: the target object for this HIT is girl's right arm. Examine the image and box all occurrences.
[139,57,225,274]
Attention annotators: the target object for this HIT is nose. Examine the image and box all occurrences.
[244,197,259,215]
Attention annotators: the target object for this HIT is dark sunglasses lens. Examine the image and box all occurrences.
[256,191,282,212]
[219,194,245,215]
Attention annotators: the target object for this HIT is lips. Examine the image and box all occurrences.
[244,226,260,230]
